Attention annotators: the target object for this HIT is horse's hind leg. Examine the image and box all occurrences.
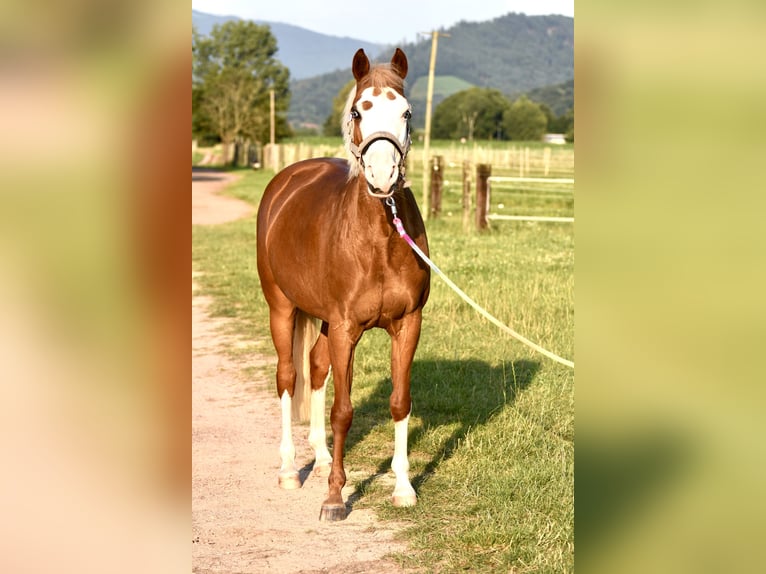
[388,312,421,507]
[268,305,301,489]
[309,322,332,477]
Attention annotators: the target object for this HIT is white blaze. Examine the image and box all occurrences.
[355,87,410,193]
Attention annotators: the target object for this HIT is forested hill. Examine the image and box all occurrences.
[399,13,573,96]
[291,13,573,129]
[521,78,574,117]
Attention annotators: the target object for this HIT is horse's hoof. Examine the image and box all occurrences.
[392,493,417,507]
[312,463,331,478]
[319,503,347,522]
[278,471,301,490]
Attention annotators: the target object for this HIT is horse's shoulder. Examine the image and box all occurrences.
[285,157,349,175]
[262,158,353,215]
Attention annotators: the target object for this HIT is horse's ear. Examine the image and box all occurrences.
[390,48,408,79]
[352,49,370,81]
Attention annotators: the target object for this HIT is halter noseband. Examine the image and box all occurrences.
[347,116,412,199]
[348,131,410,165]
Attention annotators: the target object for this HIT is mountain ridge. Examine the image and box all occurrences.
[290,13,573,129]
[192,10,385,80]
[192,10,573,130]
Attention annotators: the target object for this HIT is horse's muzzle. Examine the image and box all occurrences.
[366,179,396,198]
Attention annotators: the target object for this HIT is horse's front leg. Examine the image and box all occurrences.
[318,323,361,521]
[388,311,422,507]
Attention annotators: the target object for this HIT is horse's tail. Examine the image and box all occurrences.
[291,310,320,423]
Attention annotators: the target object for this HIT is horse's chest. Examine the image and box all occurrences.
[273,212,427,325]
[346,249,426,323]
[325,238,427,312]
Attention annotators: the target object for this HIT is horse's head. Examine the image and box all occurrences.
[343,48,411,197]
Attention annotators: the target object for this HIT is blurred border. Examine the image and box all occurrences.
[0,1,190,572]
[3,0,765,571]
[576,1,766,572]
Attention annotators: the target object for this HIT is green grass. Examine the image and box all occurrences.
[192,160,574,573]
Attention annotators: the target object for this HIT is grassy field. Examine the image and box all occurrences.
[192,152,574,572]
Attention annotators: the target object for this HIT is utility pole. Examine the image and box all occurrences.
[269,88,275,145]
[419,30,449,220]
[269,88,276,170]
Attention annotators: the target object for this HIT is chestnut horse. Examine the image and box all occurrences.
[256,48,430,521]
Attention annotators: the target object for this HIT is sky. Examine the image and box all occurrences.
[191,0,574,45]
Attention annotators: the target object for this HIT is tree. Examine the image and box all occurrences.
[546,106,573,135]
[563,108,574,142]
[539,103,556,131]
[192,21,291,165]
[192,26,215,144]
[503,96,548,141]
[432,88,511,140]
[323,79,355,137]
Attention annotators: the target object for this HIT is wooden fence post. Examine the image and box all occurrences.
[264,144,274,171]
[430,155,443,218]
[462,160,471,232]
[524,146,530,176]
[476,163,491,230]
[273,144,282,172]
[235,140,248,167]
[544,146,551,176]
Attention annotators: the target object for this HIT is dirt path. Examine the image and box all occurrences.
[192,169,251,224]
[192,169,407,574]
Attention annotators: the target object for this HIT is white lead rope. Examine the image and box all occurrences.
[385,197,574,369]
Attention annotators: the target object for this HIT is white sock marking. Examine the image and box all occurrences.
[279,391,297,476]
[308,371,332,469]
[392,413,416,502]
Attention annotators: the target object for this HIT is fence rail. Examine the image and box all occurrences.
[192,141,575,230]
[193,141,574,179]
[260,142,573,177]
[473,164,575,228]
[487,214,574,223]
[489,176,575,184]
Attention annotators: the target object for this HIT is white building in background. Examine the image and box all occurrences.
[543,133,567,144]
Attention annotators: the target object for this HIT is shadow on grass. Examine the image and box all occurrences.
[342,358,540,511]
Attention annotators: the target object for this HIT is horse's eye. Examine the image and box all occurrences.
[350,107,361,120]
[403,109,412,120]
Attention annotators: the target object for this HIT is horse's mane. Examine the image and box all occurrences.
[342,64,406,179]
[359,65,406,94]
